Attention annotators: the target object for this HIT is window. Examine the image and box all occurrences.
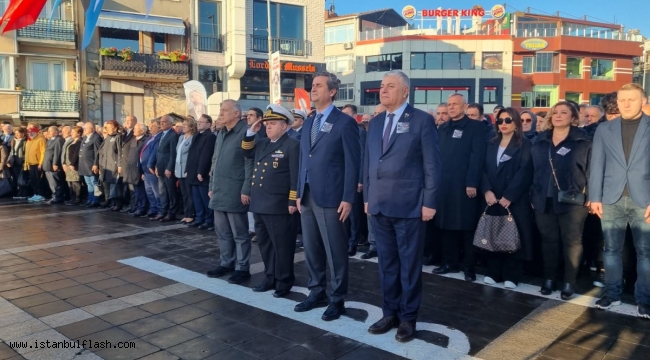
[483,87,498,104]
[336,84,354,102]
[566,57,582,79]
[482,53,503,70]
[521,92,533,108]
[198,0,221,36]
[253,0,304,40]
[100,28,139,52]
[366,53,402,72]
[591,59,614,80]
[362,89,380,105]
[325,24,354,45]
[522,57,533,74]
[590,93,606,106]
[413,87,468,105]
[102,93,144,124]
[0,0,7,14]
[410,53,443,70]
[535,53,554,72]
[29,60,64,91]
[39,0,64,20]
[240,71,296,94]
[565,92,581,104]
[325,54,354,73]
[198,66,223,96]
[442,53,474,70]
[154,34,166,53]
[0,56,10,89]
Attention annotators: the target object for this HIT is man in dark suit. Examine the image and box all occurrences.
[120,115,137,213]
[591,83,650,317]
[120,123,148,217]
[242,105,300,297]
[78,122,102,207]
[148,114,180,222]
[140,119,162,218]
[342,104,367,256]
[186,114,217,230]
[43,126,65,204]
[295,71,360,321]
[364,70,441,342]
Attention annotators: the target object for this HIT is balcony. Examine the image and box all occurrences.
[17,18,75,47]
[21,90,79,116]
[249,35,312,56]
[99,54,189,82]
[195,34,224,53]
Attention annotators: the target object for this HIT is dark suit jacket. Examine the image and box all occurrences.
[287,128,301,141]
[363,104,441,218]
[140,133,161,174]
[42,136,64,172]
[122,136,147,185]
[65,139,81,169]
[149,129,179,174]
[120,129,135,165]
[186,130,216,187]
[78,133,103,177]
[297,106,360,208]
[243,132,300,214]
[358,126,367,184]
[590,114,650,207]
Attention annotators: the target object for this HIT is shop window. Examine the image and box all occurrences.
[565,92,581,104]
[413,87,469,105]
[363,89,380,105]
[522,57,533,74]
[336,84,354,102]
[483,87,498,104]
[198,66,223,96]
[366,53,402,72]
[590,93,606,105]
[325,24,354,45]
[591,59,614,80]
[102,93,144,124]
[566,57,582,79]
[521,92,533,108]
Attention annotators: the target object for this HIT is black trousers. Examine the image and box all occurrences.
[68,181,81,203]
[485,252,523,284]
[179,178,194,218]
[254,212,297,292]
[10,164,27,196]
[439,228,476,272]
[583,213,604,268]
[348,190,364,250]
[28,165,44,196]
[535,200,589,286]
[424,221,442,263]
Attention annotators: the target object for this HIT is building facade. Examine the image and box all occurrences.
[0,0,80,125]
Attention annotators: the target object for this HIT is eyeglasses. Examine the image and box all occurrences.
[496,117,514,125]
[521,118,532,124]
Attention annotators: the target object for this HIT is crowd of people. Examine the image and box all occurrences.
[1,70,650,344]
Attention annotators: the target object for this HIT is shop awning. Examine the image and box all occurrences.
[97,10,185,36]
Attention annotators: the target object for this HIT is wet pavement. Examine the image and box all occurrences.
[0,199,649,360]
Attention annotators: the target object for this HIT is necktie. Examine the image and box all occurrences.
[311,113,324,147]
[383,113,395,152]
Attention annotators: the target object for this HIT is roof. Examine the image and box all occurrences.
[326,8,408,28]
[516,12,621,30]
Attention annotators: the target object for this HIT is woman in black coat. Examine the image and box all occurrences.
[63,126,82,205]
[98,120,122,211]
[479,108,534,288]
[530,101,591,300]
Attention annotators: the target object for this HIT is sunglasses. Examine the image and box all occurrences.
[521,118,532,123]
[496,117,514,125]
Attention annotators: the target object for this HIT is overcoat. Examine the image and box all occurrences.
[98,133,121,184]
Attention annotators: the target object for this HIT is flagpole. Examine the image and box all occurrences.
[267,0,273,103]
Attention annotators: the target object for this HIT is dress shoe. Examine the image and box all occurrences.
[294,293,328,312]
[296,240,304,248]
[321,301,345,321]
[198,223,213,230]
[150,214,164,221]
[48,199,64,205]
[561,283,575,300]
[368,316,399,334]
[186,221,200,227]
[119,208,132,213]
[252,281,274,292]
[432,265,459,275]
[540,279,556,295]
[131,211,146,217]
[206,266,234,278]
[348,247,357,256]
[395,321,416,342]
[228,271,251,284]
[360,250,377,259]
[145,213,157,218]
[87,202,100,208]
[464,271,476,282]
[160,216,175,222]
[110,206,122,212]
[206,226,215,231]
[273,289,291,298]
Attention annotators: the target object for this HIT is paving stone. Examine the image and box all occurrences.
[158,305,210,324]
[0,318,50,341]
[23,300,77,318]
[0,286,45,300]
[99,307,152,326]
[55,317,114,340]
[39,308,94,328]
[10,293,60,309]
[235,333,298,359]
[119,316,177,337]
[141,326,201,349]
[119,290,166,306]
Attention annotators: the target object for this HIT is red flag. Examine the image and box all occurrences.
[294,88,311,113]
[1,0,48,34]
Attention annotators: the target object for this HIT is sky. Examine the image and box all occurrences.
[331,0,649,37]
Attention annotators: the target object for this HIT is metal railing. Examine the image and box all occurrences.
[249,35,312,56]
[17,18,75,42]
[21,90,79,112]
[100,53,189,77]
[195,34,224,53]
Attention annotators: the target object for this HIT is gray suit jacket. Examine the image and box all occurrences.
[590,114,650,207]
[42,136,64,172]
[60,137,73,165]
[174,135,193,178]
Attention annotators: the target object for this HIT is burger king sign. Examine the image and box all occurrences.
[402,5,416,19]
[491,4,505,19]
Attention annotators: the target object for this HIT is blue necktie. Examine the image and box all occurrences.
[311,113,323,147]
[383,113,395,152]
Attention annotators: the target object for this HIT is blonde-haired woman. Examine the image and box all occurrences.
[175,117,197,224]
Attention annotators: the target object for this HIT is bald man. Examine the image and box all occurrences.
[43,126,65,204]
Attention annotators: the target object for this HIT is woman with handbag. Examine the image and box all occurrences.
[6,128,28,198]
[478,108,535,289]
[531,101,591,300]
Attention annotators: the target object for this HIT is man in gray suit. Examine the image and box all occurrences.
[591,83,650,318]
[148,115,179,222]
[43,126,65,204]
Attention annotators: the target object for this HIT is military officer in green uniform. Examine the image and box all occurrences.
[242,104,300,298]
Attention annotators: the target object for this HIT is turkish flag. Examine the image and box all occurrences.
[0,0,48,33]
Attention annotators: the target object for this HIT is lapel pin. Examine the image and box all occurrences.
[404,113,410,118]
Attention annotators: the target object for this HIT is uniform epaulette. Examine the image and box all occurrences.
[289,190,297,201]
[241,139,255,150]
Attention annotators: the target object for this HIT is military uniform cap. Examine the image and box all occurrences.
[291,109,307,121]
[264,104,294,125]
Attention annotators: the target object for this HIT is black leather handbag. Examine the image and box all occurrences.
[548,146,586,206]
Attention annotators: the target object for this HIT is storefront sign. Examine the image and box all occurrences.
[402,5,416,19]
[490,4,505,19]
[520,38,549,51]
[482,53,503,69]
[401,4,507,19]
[270,52,281,105]
[247,58,324,74]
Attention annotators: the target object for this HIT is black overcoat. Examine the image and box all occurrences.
[78,133,102,177]
[98,133,121,184]
[121,136,147,185]
[186,130,216,187]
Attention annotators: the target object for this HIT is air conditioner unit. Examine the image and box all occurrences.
[343,42,354,50]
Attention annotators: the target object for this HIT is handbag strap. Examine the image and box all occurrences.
[482,204,513,217]
[547,145,562,191]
